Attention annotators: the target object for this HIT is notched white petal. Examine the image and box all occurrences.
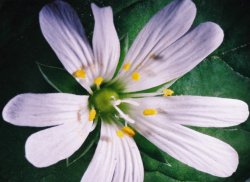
[2,93,89,127]
[39,0,95,91]
[25,120,93,168]
[130,96,248,127]
[81,123,144,182]
[134,119,239,177]
[91,3,120,80]
[121,21,224,92]
[118,0,197,91]
[113,125,144,182]
[81,123,117,182]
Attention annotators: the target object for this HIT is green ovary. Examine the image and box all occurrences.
[91,88,119,114]
[89,80,130,122]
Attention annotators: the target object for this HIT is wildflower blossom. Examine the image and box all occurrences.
[2,0,249,181]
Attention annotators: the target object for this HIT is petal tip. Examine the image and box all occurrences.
[239,100,249,122]
[90,2,98,10]
[2,104,9,123]
[218,148,239,177]
[179,0,197,15]
[229,99,249,124]
[24,136,43,168]
[203,22,224,46]
[2,94,24,125]
[25,138,50,168]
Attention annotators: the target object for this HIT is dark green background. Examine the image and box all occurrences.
[0,0,250,181]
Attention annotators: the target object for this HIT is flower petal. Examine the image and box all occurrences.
[117,0,196,91]
[2,93,88,127]
[121,21,223,92]
[81,122,117,182]
[81,123,144,182]
[39,1,94,90]
[25,120,92,167]
[131,96,248,127]
[112,125,144,182]
[91,3,120,80]
[133,118,239,177]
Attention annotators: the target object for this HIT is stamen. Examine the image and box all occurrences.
[73,69,86,79]
[163,88,174,96]
[143,109,158,116]
[111,96,122,106]
[123,63,131,71]
[111,97,137,124]
[94,77,104,87]
[113,104,135,123]
[116,130,124,138]
[120,99,140,106]
[127,92,160,98]
[132,72,140,81]
[120,99,139,106]
[122,126,135,137]
[112,97,139,106]
[88,108,96,122]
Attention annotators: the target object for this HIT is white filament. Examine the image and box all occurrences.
[111,97,138,124]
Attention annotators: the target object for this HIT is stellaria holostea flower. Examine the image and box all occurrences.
[2,0,249,181]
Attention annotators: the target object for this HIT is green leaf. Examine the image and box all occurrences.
[113,33,129,77]
[144,172,178,182]
[37,63,87,95]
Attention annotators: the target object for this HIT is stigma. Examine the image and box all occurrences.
[112,97,138,124]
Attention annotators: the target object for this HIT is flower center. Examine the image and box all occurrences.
[91,88,119,114]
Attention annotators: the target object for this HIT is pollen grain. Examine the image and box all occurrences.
[88,108,96,122]
[94,77,104,87]
[123,63,131,71]
[132,72,140,81]
[163,88,174,96]
[116,130,124,138]
[122,126,135,137]
[73,69,86,79]
[143,109,158,116]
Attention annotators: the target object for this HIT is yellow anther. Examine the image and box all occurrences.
[88,108,96,122]
[143,109,158,116]
[116,130,124,138]
[73,69,86,79]
[123,63,131,71]
[163,88,174,96]
[94,77,104,87]
[122,126,135,137]
[132,72,140,81]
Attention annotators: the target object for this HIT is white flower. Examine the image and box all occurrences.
[2,0,249,181]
